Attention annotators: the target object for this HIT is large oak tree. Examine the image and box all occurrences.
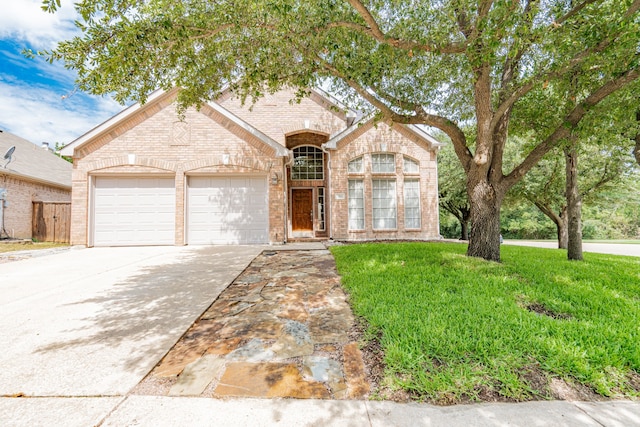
[43,0,640,261]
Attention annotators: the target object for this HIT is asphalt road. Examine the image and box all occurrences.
[502,240,640,257]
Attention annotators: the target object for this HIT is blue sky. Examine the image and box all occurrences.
[0,1,122,147]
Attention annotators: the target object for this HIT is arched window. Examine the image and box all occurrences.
[292,146,324,180]
[403,156,419,174]
[372,153,395,173]
[348,156,363,173]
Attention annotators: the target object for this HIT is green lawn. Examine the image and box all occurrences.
[0,242,68,253]
[331,242,640,403]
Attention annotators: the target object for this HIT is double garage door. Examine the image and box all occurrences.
[93,176,268,246]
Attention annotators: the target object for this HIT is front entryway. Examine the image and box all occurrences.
[292,188,313,232]
[285,136,330,240]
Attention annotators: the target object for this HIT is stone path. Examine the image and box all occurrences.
[134,249,370,400]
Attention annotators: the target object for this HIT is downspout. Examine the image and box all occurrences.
[321,145,333,240]
[283,150,294,244]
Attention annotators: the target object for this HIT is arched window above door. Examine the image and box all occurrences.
[291,146,324,180]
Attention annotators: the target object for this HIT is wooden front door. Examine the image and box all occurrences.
[292,189,313,231]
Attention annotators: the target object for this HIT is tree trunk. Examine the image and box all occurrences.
[635,110,640,166]
[467,179,503,262]
[460,220,469,240]
[557,211,568,249]
[532,201,568,249]
[565,145,583,260]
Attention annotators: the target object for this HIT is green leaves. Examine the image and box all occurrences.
[41,0,61,13]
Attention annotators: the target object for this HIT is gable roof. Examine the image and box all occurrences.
[0,130,72,189]
[60,86,442,158]
[59,89,173,157]
[60,88,288,157]
[204,100,288,157]
[322,114,445,151]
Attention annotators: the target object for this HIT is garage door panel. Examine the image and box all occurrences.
[93,177,175,246]
[187,176,268,245]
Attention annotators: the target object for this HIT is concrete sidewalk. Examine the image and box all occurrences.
[2,395,639,426]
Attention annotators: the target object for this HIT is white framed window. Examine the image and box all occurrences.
[348,156,363,173]
[348,180,365,230]
[317,187,326,231]
[372,153,395,173]
[403,156,419,174]
[292,146,324,180]
[404,179,421,229]
[372,179,396,229]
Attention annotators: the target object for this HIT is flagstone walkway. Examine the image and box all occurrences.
[133,248,370,400]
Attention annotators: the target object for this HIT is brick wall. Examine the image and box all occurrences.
[221,89,348,144]
[329,121,440,241]
[0,174,70,239]
[71,89,439,246]
[71,92,288,246]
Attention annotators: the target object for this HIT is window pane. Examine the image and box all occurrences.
[403,156,419,173]
[404,179,421,229]
[292,146,324,180]
[372,153,395,173]
[348,156,363,173]
[372,179,396,229]
[318,187,325,231]
[348,180,364,230]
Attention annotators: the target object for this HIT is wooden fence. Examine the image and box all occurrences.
[32,202,71,243]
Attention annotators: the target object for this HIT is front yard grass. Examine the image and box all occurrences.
[331,242,640,403]
[0,242,68,253]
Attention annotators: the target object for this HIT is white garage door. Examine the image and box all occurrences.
[93,177,175,246]
[187,176,268,245]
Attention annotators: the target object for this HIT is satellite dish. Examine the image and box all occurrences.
[3,146,15,168]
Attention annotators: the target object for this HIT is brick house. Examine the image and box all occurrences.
[60,88,443,246]
[0,130,72,239]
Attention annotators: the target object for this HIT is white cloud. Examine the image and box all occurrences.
[0,79,123,145]
[0,0,79,49]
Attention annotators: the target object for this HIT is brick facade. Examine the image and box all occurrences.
[68,88,440,246]
[0,174,70,239]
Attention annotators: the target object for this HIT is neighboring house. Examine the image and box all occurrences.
[60,88,443,247]
[0,130,72,239]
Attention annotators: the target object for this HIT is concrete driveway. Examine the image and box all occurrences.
[0,245,263,425]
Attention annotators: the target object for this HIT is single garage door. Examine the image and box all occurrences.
[93,177,175,246]
[187,175,268,244]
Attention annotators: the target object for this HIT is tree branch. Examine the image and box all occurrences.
[635,110,640,165]
[555,0,601,25]
[316,56,473,171]
[491,0,640,133]
[580,162,618,201]
[531,199,561,226]
[498,0,540,104]
[344,0,466,53]
[503,66,640,188]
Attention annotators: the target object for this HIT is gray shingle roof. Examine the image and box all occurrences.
[0,130,72,189]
